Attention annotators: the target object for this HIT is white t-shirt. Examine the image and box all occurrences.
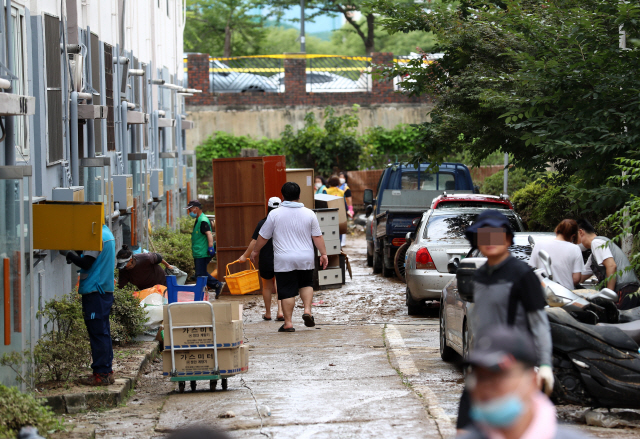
[258,204,322,272]
[529,239,584,290]
[582,238,613,277]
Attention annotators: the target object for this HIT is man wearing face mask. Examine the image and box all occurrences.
[458,325,587,439]
[185,200,225,299]
[457,210,554,433]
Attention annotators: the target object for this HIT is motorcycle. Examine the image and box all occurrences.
[536,249,640,408]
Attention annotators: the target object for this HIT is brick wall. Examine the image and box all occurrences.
[185,53,430,107]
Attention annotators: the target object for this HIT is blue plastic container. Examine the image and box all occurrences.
[166,276,208,304]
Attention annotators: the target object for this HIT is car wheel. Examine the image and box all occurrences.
[366,245,373,267]
[394,242,410,283]
[373,247,382,274]
[462,320,470,361]
[439,305,456,361]
[406,287,423,316]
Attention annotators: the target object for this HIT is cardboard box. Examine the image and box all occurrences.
[314,194,348,234]
[212,301,243,323]
[163,302,243,348]
[162,346,248,376]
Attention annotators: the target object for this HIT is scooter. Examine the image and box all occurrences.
[536,250,640,408]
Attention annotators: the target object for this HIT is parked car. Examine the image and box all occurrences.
[364,163,477,276]
[439,232,555,360]
[210,60,278,93]
[269,71,366,93]
[404,207,526,315]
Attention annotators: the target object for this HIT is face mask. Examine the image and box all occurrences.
[339,178,346,185]
[315,182,322,189]
[189,212,198,219]
[470,393,524,428]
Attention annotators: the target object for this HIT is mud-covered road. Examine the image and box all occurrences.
[55,235,640,438]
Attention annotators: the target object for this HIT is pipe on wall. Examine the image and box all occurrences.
[70,91,79,185]
[121,102,129,173]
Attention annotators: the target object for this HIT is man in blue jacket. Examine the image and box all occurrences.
[64,223,116,386]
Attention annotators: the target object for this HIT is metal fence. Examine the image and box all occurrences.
[209,56,283,93]
[306,56,371,92]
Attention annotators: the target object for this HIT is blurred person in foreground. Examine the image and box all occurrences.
[458,326,586,439]
[577,219,640,309]
[239,196,284,321]
[529,219,584,290]
[458,210,553,432]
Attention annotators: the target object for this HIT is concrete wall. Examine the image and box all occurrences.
[185,103,433,150]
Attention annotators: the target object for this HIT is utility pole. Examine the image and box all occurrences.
[503,153,508,196]
[620,25,633,256]
[300,0,306,53]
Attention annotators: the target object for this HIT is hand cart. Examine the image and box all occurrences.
[165,279,229,392]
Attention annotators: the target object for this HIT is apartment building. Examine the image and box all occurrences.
[0,0,197,387]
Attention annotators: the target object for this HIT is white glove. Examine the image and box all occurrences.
[537,365,554,396]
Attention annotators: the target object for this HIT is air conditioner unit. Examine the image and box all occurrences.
[68,54,84,93]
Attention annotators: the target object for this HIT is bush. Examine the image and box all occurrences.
[151,216,196,278]
[480,168,539,196]
[35,293,91,383]
[110,284,148,344]
[0,384,62,438]
[358,124,420,170]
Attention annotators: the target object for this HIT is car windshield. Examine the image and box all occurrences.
[400,171,455,191]
[424,213,521,240]
[436,201,510,209]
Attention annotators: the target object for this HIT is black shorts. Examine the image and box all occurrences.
[259,260,275,280]
[275,270,314,300]
[456,387,472,430]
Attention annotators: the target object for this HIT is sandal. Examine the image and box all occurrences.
[262,315,272,321]
[275,316,285,321]
[278,324,295,333]
[302,313,315,328]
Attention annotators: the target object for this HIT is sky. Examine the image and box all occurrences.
[267,6,344,34]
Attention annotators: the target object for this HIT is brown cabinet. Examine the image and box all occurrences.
[212,156,287,294]
[286,168,315,209]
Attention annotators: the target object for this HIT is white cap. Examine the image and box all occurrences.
[268,197,281,208]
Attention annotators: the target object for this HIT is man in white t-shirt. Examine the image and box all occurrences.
[529,240,584,291]
[251,182,328,332]
[577,219,640,309]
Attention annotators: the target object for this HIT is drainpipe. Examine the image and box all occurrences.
[4,0,14,166]
[121,101,129,173]
[86,26,95,158]
[70,91,79,185]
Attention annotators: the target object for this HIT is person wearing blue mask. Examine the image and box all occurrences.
[63,223,116,386]
[185,200,225,299]
[458,326,587,439]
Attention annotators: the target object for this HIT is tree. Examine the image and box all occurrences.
[371,0,640,210]
[185,0,265,57]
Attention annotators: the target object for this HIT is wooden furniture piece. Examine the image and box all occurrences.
[286,168,315,209]
[212,156,287,294]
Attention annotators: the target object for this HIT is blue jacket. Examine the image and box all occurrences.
[78,225,116,294]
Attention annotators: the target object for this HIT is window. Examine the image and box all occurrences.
[424,213,521,240]
[399,171,455,191]
[11,7,28,159]
[104,44,115,151]
[44,14,63,164]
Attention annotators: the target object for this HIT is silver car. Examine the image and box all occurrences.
[404,208,525,315]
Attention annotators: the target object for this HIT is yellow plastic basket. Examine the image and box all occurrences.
[225,260,261,295]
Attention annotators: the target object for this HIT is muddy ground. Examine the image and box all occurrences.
[54,235,640,438]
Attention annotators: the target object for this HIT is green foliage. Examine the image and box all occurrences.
[370,0,640,213]
[35,292,91,383]
[151,217,197,278]
[480,168,539,197]
[282,105,362,176]
[110,284,148,344]
[358,124,421,169]
[0,384,63,438]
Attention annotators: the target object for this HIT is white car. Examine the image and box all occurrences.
[209,60,278,93]
[269,71,367,93]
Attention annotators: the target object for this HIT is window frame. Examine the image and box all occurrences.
[10,5,28,160]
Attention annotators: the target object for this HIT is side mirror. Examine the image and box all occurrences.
[365,204,373,217]
[596,288,618,302]
[538,250,553,280]
[363,189,374,205]
[405,231,414,242]
[447,257,459,274]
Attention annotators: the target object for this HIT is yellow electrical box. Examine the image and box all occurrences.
[33,201,104,251]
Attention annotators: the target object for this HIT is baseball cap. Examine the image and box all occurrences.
[464,210,515,243]
[185,200,202,210]
[465,326,537,371]
[268,197,281,208]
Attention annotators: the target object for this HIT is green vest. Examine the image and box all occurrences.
[191,213,212,258]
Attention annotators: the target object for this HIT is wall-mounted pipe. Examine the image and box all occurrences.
[4,257,10,345]
[121,101,129,172]
[70,91,79,185]
[85,27,95,158]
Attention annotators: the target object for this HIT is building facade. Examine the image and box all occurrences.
[0,0,194,387]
